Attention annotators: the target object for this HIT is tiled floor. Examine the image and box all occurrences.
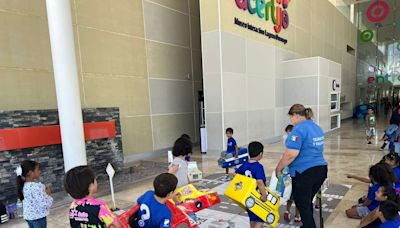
[4,118,388,227]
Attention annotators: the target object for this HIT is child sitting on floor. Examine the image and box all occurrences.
[64,166,120,228]
[378,200,400,227]
[346,163,396,219]
[357,185,398,227]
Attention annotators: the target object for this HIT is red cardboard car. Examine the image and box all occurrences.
[117,201,197,228]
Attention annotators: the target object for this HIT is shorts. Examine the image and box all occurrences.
[356,206,370,217]
[366,128,376,137]
[247,209,264,223]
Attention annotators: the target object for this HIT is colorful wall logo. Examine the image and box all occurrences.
[235,0,290,33]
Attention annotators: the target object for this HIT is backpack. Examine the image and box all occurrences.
[0,202,8,224]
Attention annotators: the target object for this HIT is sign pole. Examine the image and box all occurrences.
[106,163,116,210]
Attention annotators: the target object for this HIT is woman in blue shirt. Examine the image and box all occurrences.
[275,104,328,228]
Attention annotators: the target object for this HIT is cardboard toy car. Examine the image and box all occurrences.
[175,184,221,214]
[219,148,249,169]
[117,201,197,228]
[224,174,280,227]
[187,161,203,182]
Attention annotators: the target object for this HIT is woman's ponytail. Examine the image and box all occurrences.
[305,108,314,120]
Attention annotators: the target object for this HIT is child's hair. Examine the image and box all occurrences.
[370,163,396,186]
[180,134,191,141]
[64,166,96,199]
[288,104,313,120]
[248,141,264,158]
[226,128,234,134]
[384,152,400,166]
[153,173,178,198]
[16,160,39,201]
[285,125,294,133]
[368,108,374,112]
[380,200,400,221]
[380,185,399,202]
[172,137,192,157]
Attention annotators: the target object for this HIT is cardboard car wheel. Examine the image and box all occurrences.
[195,201,202,209]
[266,213,275,225]
[245,196,255,208]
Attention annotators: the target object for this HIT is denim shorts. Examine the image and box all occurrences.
[356,206,370,217]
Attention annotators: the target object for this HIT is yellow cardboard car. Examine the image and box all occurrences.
[224,174,280,227]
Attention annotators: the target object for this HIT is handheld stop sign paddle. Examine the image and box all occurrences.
[106,163,116,210]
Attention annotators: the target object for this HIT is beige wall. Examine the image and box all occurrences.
[200,0,357,151]
[0,0,202,158]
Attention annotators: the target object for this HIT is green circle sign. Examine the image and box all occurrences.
[360,29,374,42]
[397,43,400,51]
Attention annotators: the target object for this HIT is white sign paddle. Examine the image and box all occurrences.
[106,163,116,209]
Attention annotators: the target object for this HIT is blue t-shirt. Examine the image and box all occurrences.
[367,183,381,211]
[235,161,267,185]
[227,137,237,154]
[379,220,400,228]
[135,191,172,228]
[285,120,327,177]
[393,167,400,188]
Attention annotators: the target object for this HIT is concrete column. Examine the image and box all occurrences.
[46,0,87,172]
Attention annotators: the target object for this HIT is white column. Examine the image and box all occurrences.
[46,0,87,172]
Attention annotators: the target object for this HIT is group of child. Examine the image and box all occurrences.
[14,127,284,228]
[345,152,400,227]
[16,119,400,228]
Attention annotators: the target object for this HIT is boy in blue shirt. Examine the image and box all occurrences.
[378,200,400,228]
[133,173,177,228]
[223,128,239,177]
[235,141,268,228]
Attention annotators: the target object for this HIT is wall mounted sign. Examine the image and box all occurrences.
[0,121,116,151]
[366,0,389,23]
[234,0,289,44]
[360,29,374,42]
[332,80,340,91]
[397,43,400,51]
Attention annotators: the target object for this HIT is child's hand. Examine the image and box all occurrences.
[260,195,267,202]
[45,186,52,196]
[346,174,354,179]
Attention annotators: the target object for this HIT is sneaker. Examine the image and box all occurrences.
[294,216,301,223]
[284,211,290,222]
[368,141,372,144]
[314,204,321,211]
[221,175,231,182]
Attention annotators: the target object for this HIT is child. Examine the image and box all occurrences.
[378,200,400,227]
[64,166,120,228]
[282,125,301,223]
[346,163,395,219]
[235,141,267,228]
[168,137,191,188]
[357,185,398,227]
[383,153,400,188]
[130,173,177,228]
[222,128,239,179]
[15,160,53,228]
[366,108,377,144]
